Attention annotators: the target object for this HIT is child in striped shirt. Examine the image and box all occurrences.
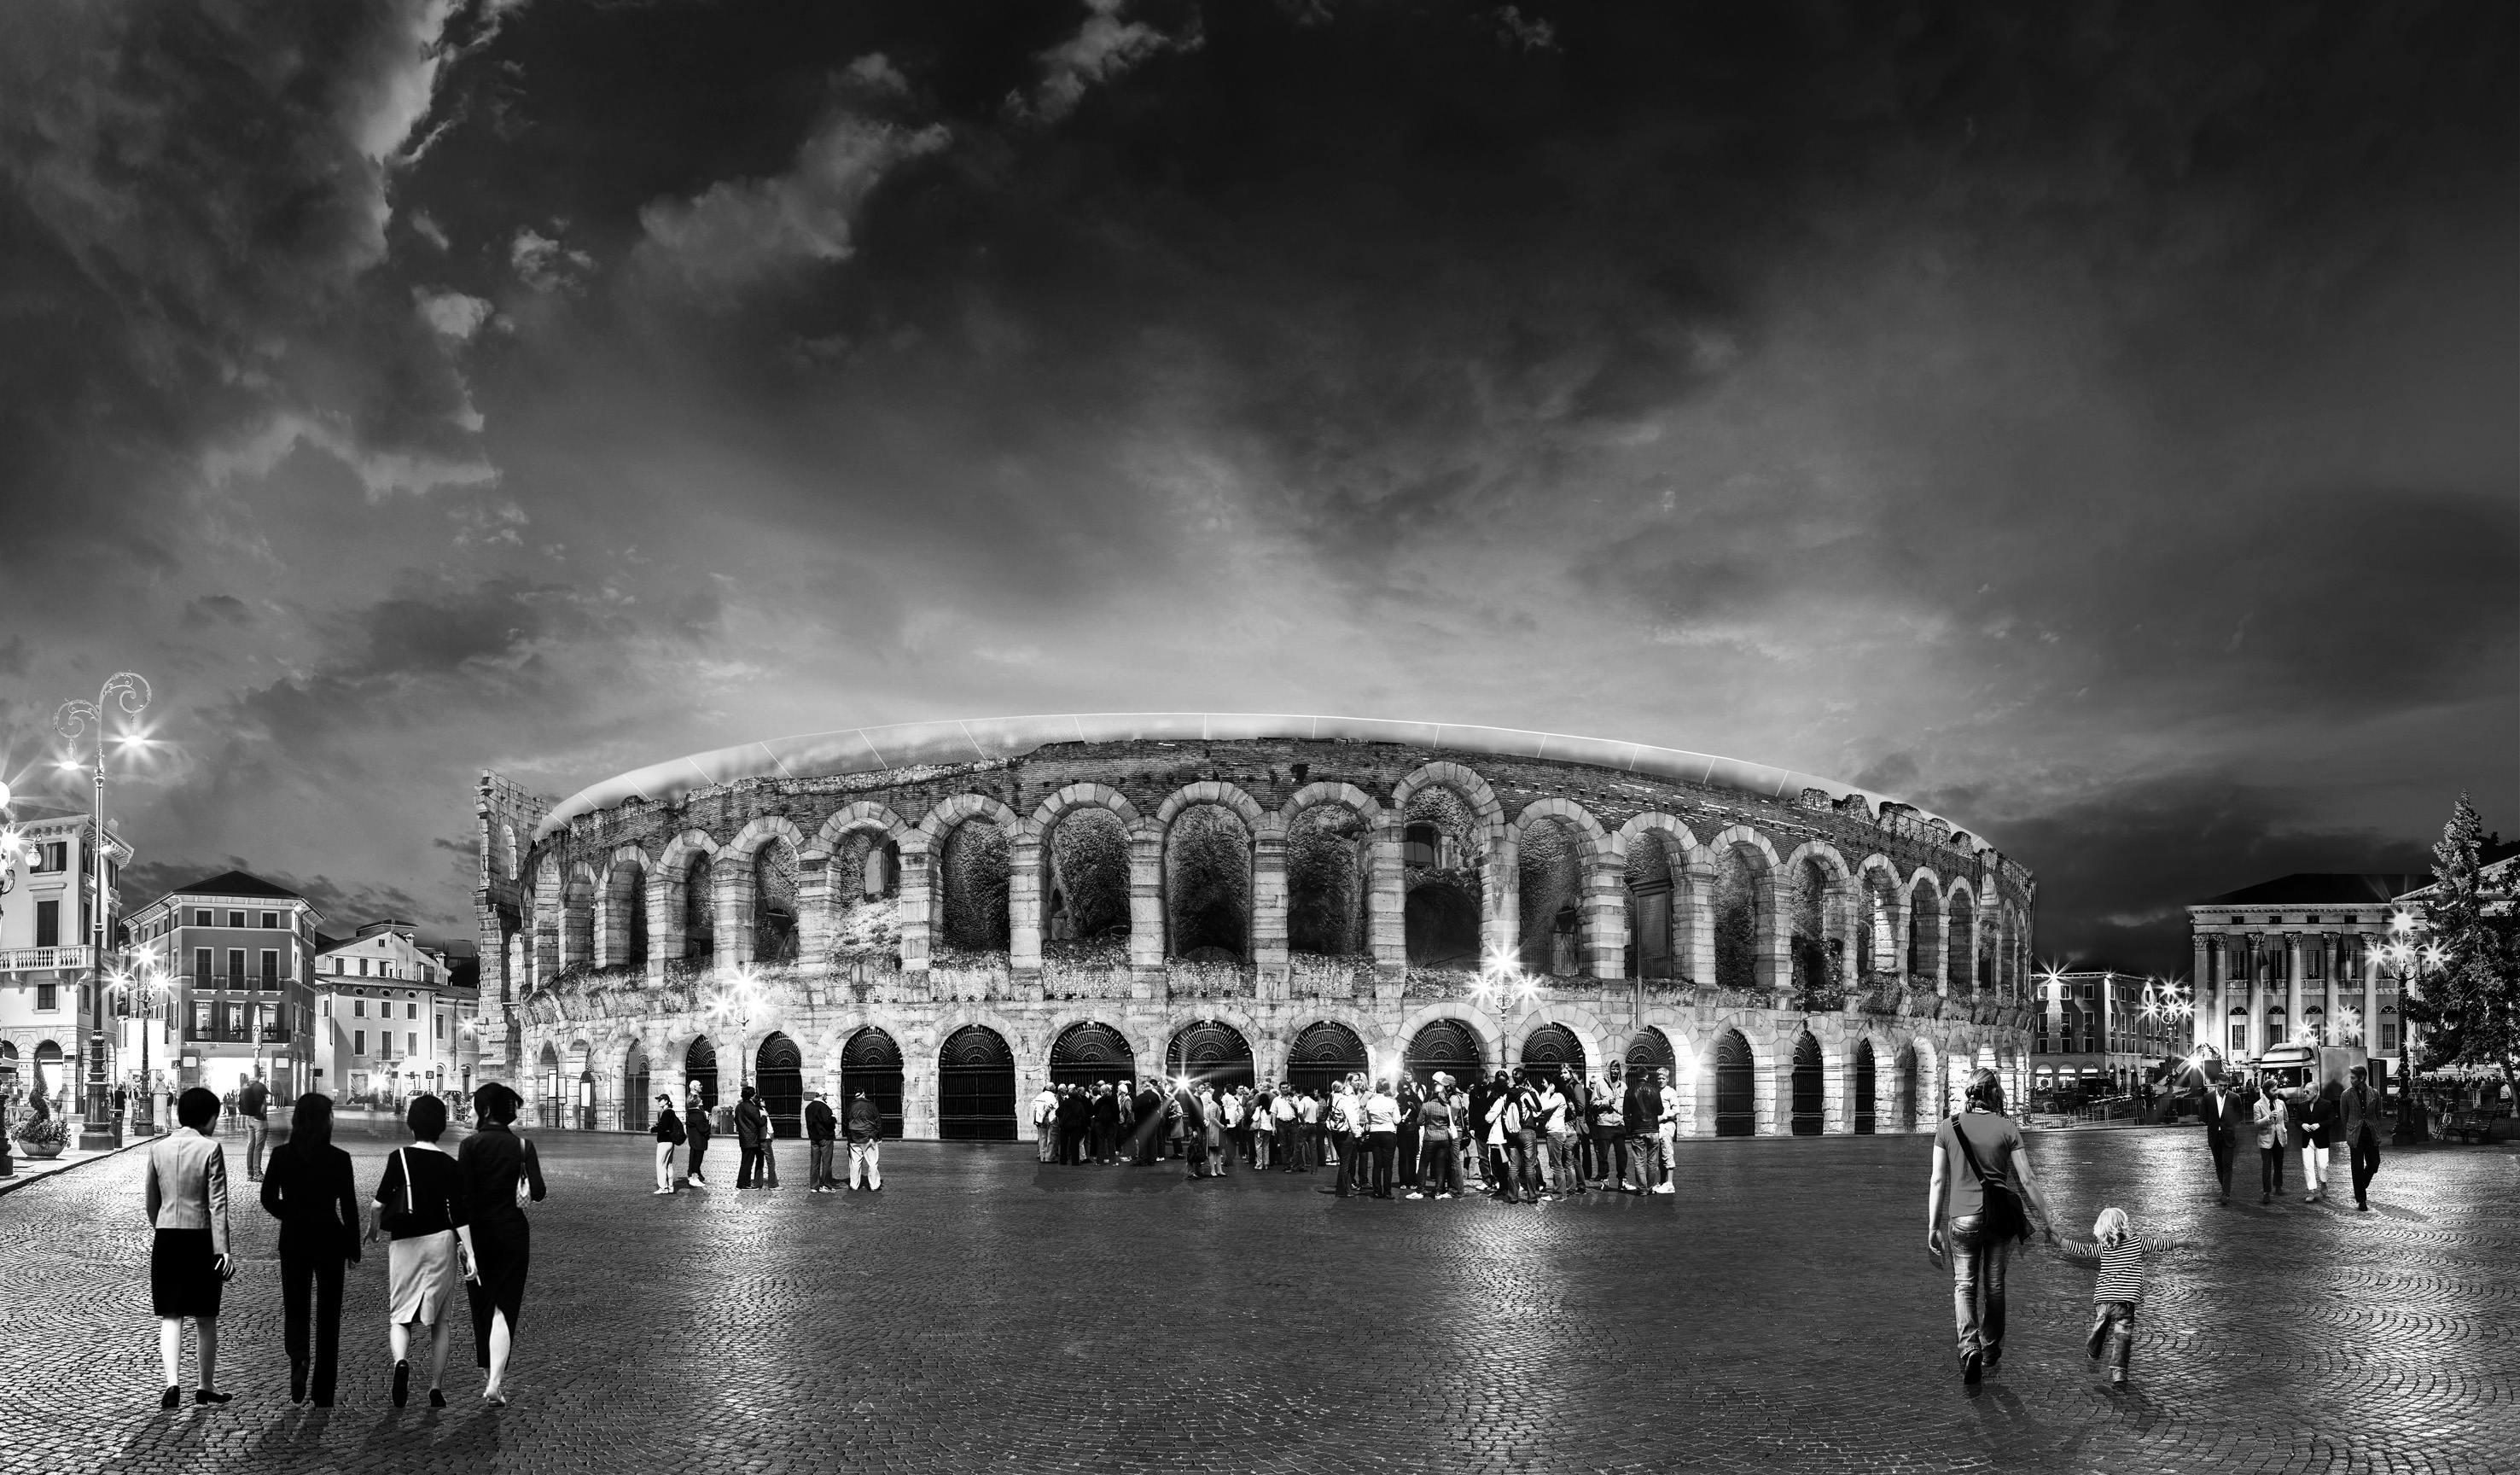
[2081,1207,2146,1385]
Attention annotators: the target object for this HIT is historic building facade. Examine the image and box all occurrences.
[470,715,2039,1140]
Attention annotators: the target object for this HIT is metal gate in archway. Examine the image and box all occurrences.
[1853,1039,1877,1135]
[1790,1032,1824,1135]
[684,1037,719,1113]
[1050,1022,1138,1090]
[840,1027,905,1139]
[1714,1029,1755,1137]
[1624,1029,1677,1080]
[1404,1017,1483,1092]
[939,1025,1016,1141]
[1287,1021,1369,1096]
[758,1032,805,1140]
[1519,1023,1586,1086]
[1166,1019,1254,1091]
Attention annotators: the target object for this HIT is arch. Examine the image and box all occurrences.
[934,807,1011,953]
[1279,781,1385,831]
[752,837,803,962]
[599,846,651,970]
[1904,870,1944,983]
[1855,855,1905,978]
[1851,1036,1877,1134]
[1152,779,1266,831]
[1509,800,1604,977]
[839,1025,905,1139]
[1518,1021,1587,1085]
[1165,1018,1254,1091]
[1402,1016,1485,1091]
[756,1031,805,1138]
[1714,1029,1755,1136]
[1388,761,1508,852]
[1790,1031,1825,1135]
[1027,781,1142,832]
[1048,1020,1138,1089]
[1943,879,1979,996]
[1623,1026,1679,1075]
[1617,813,1700,982]
[622,1038,651,1132]
[723,813,808,863]
[1784,843,1851,1006]
[1284,790,1373,958]
[1285,1019,1370,1095]
[1895,1040,1920,1131]
[561,863,597,970]
[534,1041,564,1128]
[937,1024,1017,1141]
[1706,825,1784,995]
[684,1035,720,1112]
[1162,799,1253,960]
[657,829,719,965]
[1038,800,1133,947]
[808,801,914,858]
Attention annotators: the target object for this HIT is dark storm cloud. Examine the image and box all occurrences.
[0,1,2509,956]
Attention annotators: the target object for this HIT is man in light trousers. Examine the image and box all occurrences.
[846,1090,884,1191]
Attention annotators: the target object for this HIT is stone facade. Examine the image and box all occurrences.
[474,719,2038,1137]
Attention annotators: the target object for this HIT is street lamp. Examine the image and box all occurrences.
[705,964,770,1093]
[106,947,173,1132]
[2375,911,2441,1145]
[55,671,149,1149]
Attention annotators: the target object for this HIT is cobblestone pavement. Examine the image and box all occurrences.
[3,1128,2511,1475]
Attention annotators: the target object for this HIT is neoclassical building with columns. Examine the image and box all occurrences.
[470,714,2039,1140]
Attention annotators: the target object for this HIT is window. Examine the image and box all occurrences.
[354,1029,366,1057]
[228,911,246,929]
[434,1014,445,1040]
[358,958,369,977]
[259,950,279,989]
[194,908,212,927]
[195,1002,211,1035]
[40,842,67,872]
[2381,1021,2398,1051]
[408,1001,418,1020]
[34,900,58,947]
[407,1032,419,1055]
[226,949,245,986]
[353,999,366,1017]
[195,948,212,984]
[36,982,57,1011]
[260,911,279,930]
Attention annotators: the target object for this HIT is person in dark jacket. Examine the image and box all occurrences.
[805,1091,839,1193]
[1132,1081,1164,1165]
[259,1093,360,1405]
[1624,1073,1664,1193]
[734,1085,777,1188]
[651,1093,684,1195]
[845,1090,883,1190]
[459,1082,546,1407]
[2197,1075,2247,1204]
[1176,1084,1208,1181]
[1056,1087,1089,1166]
[684,1079,713,1189]
[1091,1085,1122,1164]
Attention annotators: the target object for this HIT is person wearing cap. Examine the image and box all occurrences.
[804,1090,839,1193]
[845,1090,884,1191]
[650,1093,684,1195]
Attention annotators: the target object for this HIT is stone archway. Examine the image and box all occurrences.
[1166,1019,1254,1092]
[1714,1029,1755,1137]
[840,1026,905,1139]
[1287,1020,1369,1095]
[1403,1017,1485,1091]
[757,1031,805,1139]
[1852,1037,1877,1135]
[1790,1031,1825,1135]
[1518,1021,1587,1086]
[938,1025,1016,1141]
[1050,1021,1138,1090]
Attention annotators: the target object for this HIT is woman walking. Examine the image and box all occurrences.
[1924,1067,2057,1387]
[2251,1079,2290,1205]
[460,1082,547,1406]
[1409,1076,1461,1199]
[145,1087,236,1408]
[259,1093,361,1405]
[367,1094,475,1408]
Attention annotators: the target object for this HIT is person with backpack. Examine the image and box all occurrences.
[236,1075,271,1183]
[650,1093,684,1195]
[1481,1072,1526,1204]
[1925,1067,2059,1387]
[1622,1070,1664,1194]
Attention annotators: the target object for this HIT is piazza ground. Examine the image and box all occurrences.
[2,1129,2511,1475]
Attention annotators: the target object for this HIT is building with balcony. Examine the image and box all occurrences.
[125,872,323,1099]
[312,920,480,1105]
[474,714,2040,1140]
[2028,970,2179,1098]
[0,799,133,1105]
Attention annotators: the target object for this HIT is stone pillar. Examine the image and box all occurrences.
[2357,935,2376,1050]
[1251,822,1289,990]
[1008,830,1044,977]
[2284,934,2302,1046]
[1583,854,1626,981]
[897,840,934,977]
[715,855,748,973]
[646,873,676,986]
[1368,822,1406,979]
[1684,862,1717,987]
[1127,824,1166,988]
[2240,935,2258,1057]
[2192,934,2211,1052]
[2322,933,2338,1037]
[794,857,832,966]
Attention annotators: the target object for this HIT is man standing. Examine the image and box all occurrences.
[1591,1063,1627,1189]
[684,1078,713,1189]
[804,1090,839,1193]
[2340,1066,2382,1211]
[734,1084,777,1188]
[1653,1068,1681,1194]
[1033,1082,1059,1163]
[845,1089,883,1192]
[2198,1072,2244,1204]
[1178,1081,1208,1181]
[1561,1066,1592,1196]
[1132,1078,1164,1165]
[237,1074,271,1183]
[1092,1082,1122,1164]
[1537,1072,1577,1198]
[1272,1082,1300,1171]
[1624,1070,1664,1194]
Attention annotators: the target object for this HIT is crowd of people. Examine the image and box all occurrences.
[142,1082,545,1410]
[1027,1062,1696,1201]
[2194,1064,2389,1209]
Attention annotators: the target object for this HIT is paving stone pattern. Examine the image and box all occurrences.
[2,1129,2511,1474]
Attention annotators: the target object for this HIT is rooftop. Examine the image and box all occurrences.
[166,869,309,903]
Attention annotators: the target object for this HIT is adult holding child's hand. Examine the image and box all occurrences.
[1924,1066,2059,1388]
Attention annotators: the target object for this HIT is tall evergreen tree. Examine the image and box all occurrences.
[2404,795,2519,1088]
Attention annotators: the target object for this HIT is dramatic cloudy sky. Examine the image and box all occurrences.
[2,1,2511,969]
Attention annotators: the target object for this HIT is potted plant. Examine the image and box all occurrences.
[13,1061,68,1160]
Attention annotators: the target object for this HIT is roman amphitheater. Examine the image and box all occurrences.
[471,714,2038,1140]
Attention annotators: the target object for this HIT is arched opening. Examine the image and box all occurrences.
[1906,886,1933,977]
[622,1041,650,1133]
[1790,1031,1824,1135]
[1624,1028,1677,1081]
[1518,1022,1586,1086]
[604,861,649,969]
[1285,805,1366,958]
[1516,817,1587,977]
[840,1027,905,1139]
[1852,1038,1877,1134]
[828,831,901,960]
[1714,1029,1755,1137]
[1166,1019,1254,1092]
[1401,788,1482,968]
[684,1037,719,1113]
[1946,891,1975,996]
[680,856,716,963]
[1402,1017,1483,1092]
[757,1031,804,1139]
[562,868,595,969]
[576,1064,598,1132]
[1041,807,1130,954]
[938,817,1010,953]
[1712,844,1769,993]
[753,841,800,963]
[1623,830,1682,981]
[0,1041,17,1094]
[1896,1043,1918,1130]
[1788,857,1838,1006]
[1049,1021,1138,1090]
[937,1025,1016,1141]
[537,1043,562,1129]
[1164,804,1251,961]
[1286,1021,1368,1095]
[1857,868,1899,978]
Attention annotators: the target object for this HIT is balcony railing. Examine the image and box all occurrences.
[184,1025,293,1045]
[0,946,93,973]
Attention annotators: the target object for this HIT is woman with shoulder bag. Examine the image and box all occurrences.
[368,1094,476,1408]
[1924,1068,2058,1387]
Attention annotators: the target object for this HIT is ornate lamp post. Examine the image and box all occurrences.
[56,672,150,1150]
[106,947,173,1134]
[2376,910,2443,1145]
[705,965,769,1095]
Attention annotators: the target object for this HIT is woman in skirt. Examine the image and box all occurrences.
[458,1081,546,1406]
[366,1094,476,1408]
[144,1087,236,1407]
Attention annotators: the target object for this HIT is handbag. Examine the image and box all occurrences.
[377,1148,416,1236]
[1944,1116,2030,1244]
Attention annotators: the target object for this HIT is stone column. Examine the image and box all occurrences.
[1583,854,1626,981]
[645,874,675,986]
[1367,822,1406,979]
[2284,934,2303,1046]
[1251,822,1289,990]
[1127,823,1166,998]
[896,841,934,979]
[2322,933,2338,1037]
[2243,935,2261,1057]
[2357,935,2376,1050]
[1008,830,1043,978]
[2191,935,2211,1053]
[715,855,748,973]
[794,857,832,965]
